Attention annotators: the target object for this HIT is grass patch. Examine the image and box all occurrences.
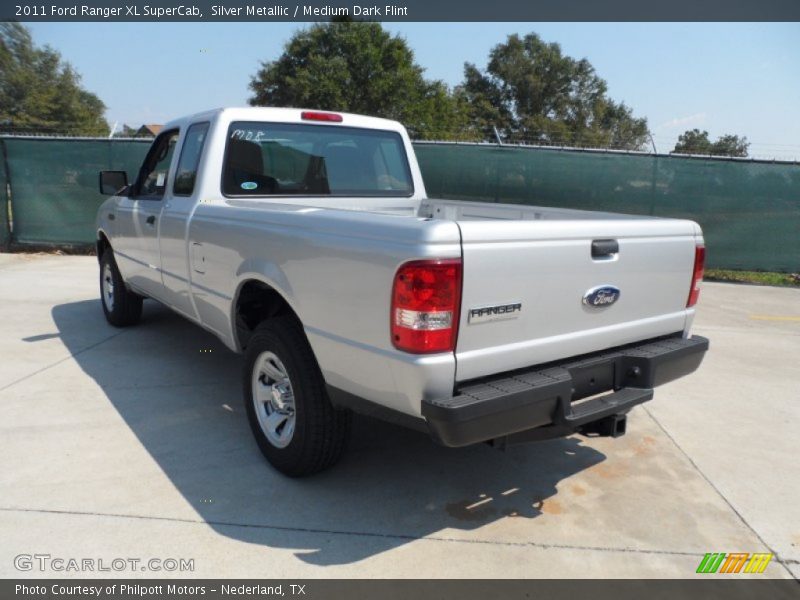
[705,268,800,287]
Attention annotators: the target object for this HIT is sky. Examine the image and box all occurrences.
[25,21,800,159]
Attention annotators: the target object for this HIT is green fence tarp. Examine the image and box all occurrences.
[1,137,798,272]
[415,144,800,272]
[3,138,150,245]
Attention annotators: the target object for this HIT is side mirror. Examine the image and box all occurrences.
[99,170,128,195]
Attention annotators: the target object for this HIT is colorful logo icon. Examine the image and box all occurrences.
[696,552,773,574]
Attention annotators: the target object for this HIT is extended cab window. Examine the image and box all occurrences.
[222,122,413,197]
[135,130,179,199]
[174,122,210,196]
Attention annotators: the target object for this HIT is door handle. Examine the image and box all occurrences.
[108,213,115,221]
[146,215,156,226]
[591,239,619,258]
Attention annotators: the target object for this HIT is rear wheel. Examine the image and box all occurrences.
[243,316,351,477]
[100,250,143,327]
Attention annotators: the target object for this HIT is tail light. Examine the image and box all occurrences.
[391,259,462,354]
[687,243,705,307]
[301,111,343,123]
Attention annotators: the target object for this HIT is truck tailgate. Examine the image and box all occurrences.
[443,203,701,382]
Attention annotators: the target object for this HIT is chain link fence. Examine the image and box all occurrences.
[416,143,800,272]
[0,136,797,271]
[0,137,150,245]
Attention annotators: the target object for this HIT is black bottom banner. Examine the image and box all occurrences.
[3,579,800,600]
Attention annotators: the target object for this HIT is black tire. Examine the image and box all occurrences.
[99,249,143,327]
[243,316,351,477]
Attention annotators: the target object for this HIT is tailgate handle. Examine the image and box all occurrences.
[591,239,619,258]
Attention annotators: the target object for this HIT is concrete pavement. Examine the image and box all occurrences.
[0,254,797,578]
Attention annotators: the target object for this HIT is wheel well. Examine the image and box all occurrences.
[235,280,296,349]
[97,232,110,262]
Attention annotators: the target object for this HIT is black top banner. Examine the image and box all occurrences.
[4,0,800,21]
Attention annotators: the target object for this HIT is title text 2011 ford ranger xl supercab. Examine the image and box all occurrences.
[96,107,708,476]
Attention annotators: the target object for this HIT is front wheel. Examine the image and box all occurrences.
[99,250,143,327]
[243,317,351,477]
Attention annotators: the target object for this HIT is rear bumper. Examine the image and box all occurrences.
[422,334,709,447]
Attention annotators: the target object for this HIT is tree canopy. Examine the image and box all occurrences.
[249,26,651,146]
[672,129,749,157]
[458,33,650,150]
[248,20,468,139]
[0,23,109,136]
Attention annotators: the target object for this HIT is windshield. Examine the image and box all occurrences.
[222,121,414,197]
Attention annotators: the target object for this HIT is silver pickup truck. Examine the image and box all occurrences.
[96,107,708,476]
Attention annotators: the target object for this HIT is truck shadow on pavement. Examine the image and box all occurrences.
[52,299,607,567]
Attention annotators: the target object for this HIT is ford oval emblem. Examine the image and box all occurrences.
[583,285,621,308]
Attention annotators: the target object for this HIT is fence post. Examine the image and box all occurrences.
[649,153,658,216]
[0,139,12,251]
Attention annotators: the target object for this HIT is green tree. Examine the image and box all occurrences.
[248,20,469,140]
[710,134,749,157]
[672,129,749,157]
[0,23,109,136]
[672,129,712,154]
[459,33,650,149]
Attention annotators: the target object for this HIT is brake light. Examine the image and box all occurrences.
[391,259,462,354]
[687,243,705,307]
[301,111,343,123]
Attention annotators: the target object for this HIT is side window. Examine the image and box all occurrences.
[376,141,411,191]
[135,130,179,199]
[173,122,210,196]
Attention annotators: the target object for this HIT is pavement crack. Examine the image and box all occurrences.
[642,405,796,580]
[0,329,129,393]
[102,381,233,391]
[0,506,713,560]
[693,326,800,338]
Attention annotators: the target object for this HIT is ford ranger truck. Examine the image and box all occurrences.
[95,107,709,476]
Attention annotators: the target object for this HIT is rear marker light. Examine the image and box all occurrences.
[301,111,343,123]
[687,243,705,307]
[391,259,462,354]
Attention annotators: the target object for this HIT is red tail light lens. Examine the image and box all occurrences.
[687,244,705,307]
[391,259,462,354]
[301,111,343,123]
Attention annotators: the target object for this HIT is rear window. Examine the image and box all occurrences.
[222,122,413,197]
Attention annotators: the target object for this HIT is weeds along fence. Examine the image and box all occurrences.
[1,136,798,271]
